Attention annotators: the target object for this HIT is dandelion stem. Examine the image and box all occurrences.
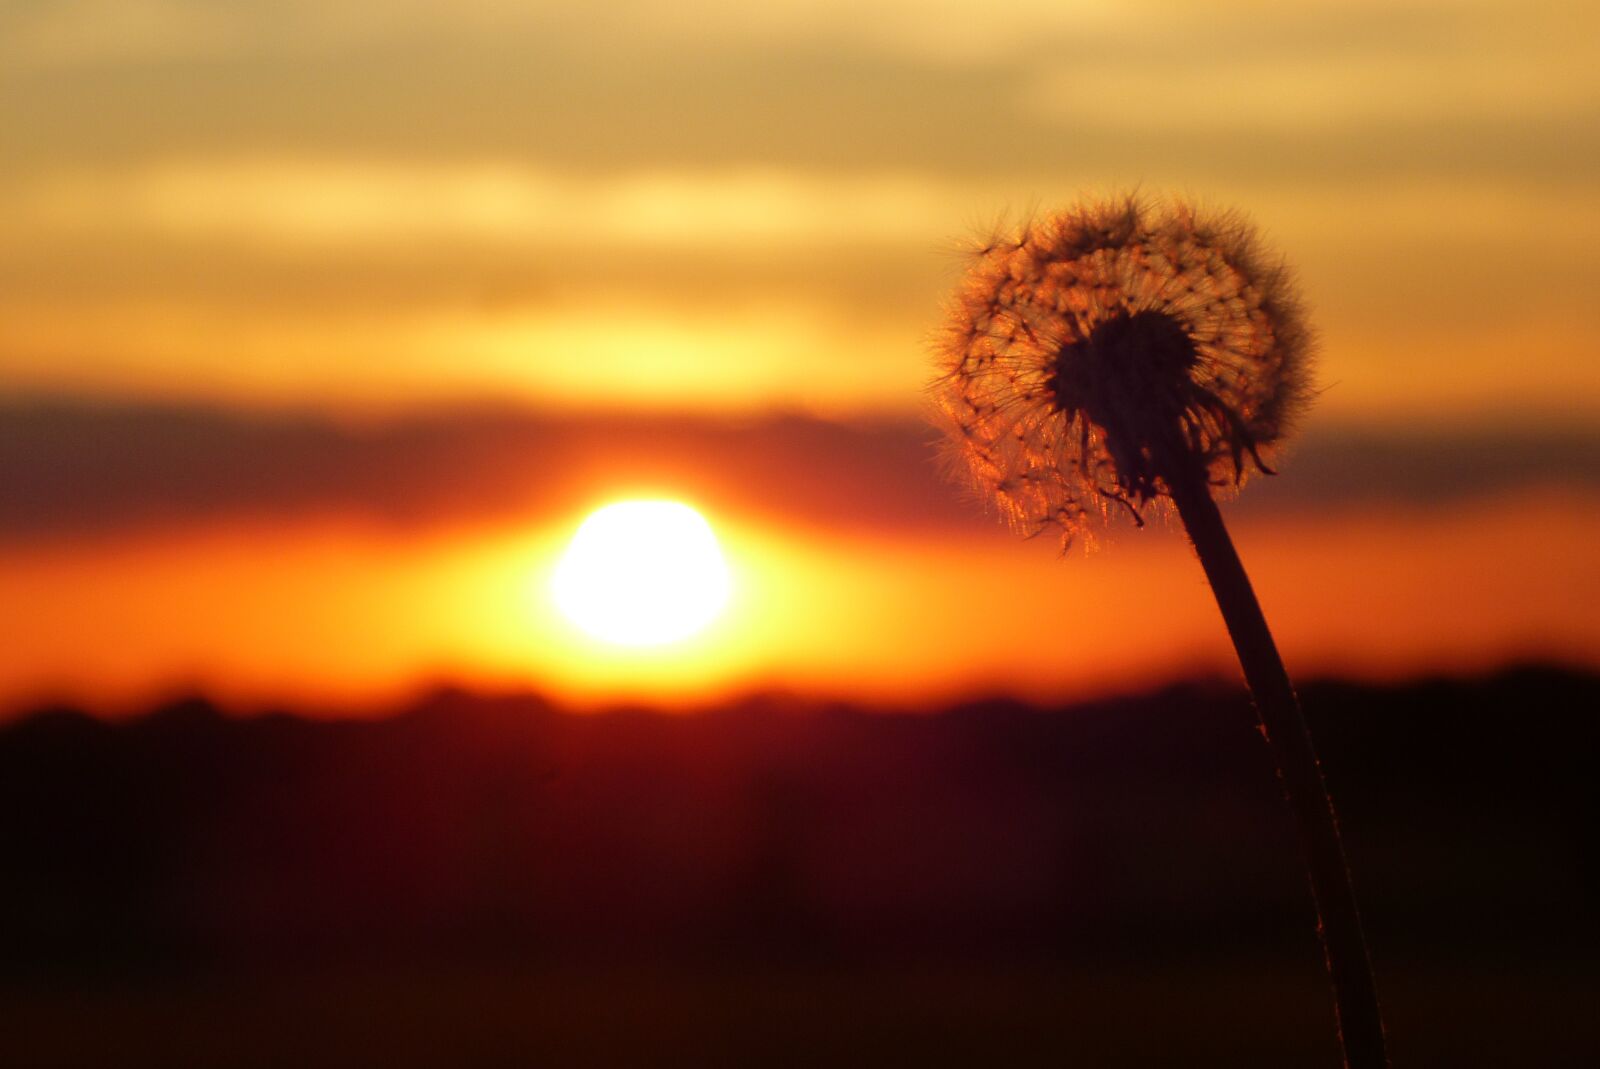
[1160,448,1389,1069]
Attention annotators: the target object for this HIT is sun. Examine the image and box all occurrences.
[551,500,732,646]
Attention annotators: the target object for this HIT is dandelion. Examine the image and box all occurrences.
[931,194,1388,1069]
[933,195,1315,543]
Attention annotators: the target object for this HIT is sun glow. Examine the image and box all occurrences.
[551,500,732,647]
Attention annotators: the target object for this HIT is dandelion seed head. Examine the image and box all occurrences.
[930,194,1315,545]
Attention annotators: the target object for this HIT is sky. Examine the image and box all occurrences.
[2,0,1597,713]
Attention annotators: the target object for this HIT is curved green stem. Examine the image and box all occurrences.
[1161,455,1389,1069]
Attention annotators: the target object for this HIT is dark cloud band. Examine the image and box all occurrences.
[2,399,1596,542]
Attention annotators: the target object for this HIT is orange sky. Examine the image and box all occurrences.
[3,486,1597,714]
[1,0,1597,713]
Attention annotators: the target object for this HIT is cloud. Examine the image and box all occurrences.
[1027,48,1597,134]
[0,400,961,541]
[1026,1,1599,132]
[6,0,1595,188]
[6,161,1598,424]
[3,399,1596,544]
[9,163,966,249]
[0,292,927,417]
[9,1,1580,76]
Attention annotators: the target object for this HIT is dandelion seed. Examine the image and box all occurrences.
[931,194,1314,545]
[929,194,1389,1069]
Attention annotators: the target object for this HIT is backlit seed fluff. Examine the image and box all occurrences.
[931,195,1315,543]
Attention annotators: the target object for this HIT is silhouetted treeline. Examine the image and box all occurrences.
[2,666,1593,979]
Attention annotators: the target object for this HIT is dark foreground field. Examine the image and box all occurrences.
[2,667,1595,1067]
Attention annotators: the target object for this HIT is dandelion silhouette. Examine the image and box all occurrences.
[931,195,1388,1069]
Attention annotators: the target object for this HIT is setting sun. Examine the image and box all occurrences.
[551,500,732,647]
